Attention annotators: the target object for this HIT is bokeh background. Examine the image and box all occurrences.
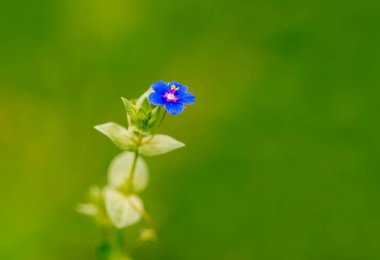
[1,0,380,259]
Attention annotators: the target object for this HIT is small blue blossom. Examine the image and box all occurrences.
[148,81,195,115]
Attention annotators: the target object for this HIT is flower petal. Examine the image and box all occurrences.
[151,81,169,94]
[168,81,188,95]
[149,92,166,106]
[179,92,195,104]
[165,102,184,115]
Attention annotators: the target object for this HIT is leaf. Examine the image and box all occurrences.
[108,152,149,192]
[121,97,137,126]
[139,134,185,156]
[94,122,136,151]
[77,203,99,216]
[146,106,162,129]
[121,97,137,115]
[136,109,148,122]
[140,98,151,113]
[136,88,153,108]
[104,187,143,229]
[128,125,151,136]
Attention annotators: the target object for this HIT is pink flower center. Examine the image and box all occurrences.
[166,93,177,101]
[164,84,179,102]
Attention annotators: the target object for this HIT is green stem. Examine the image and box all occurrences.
[97,226,130,260]
[156,110,167,132]
[126,133,156,231]
[127,151,138,192]
[127,196,156,230]
[127,134,142,192]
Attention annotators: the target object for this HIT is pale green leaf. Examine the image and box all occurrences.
[77,203,99,216]
[94,122,136,151]
[139,134,185,156]
[121,97,137,115]
[104,187,143,229]
[136,88,153,108]
[108,152,149,192]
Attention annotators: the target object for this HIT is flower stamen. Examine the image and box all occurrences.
[170,85,179,91]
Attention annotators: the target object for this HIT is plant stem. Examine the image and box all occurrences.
[127,134,142,192]
[127,152,138,192]
[126,134,155,230]
[97,225,129,260]
[127,197,156,230]
[156,110,167,132]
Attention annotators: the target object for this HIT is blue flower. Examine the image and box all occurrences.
[148,81,195,115]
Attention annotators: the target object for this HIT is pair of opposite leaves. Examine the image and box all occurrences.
[94,122,185,228]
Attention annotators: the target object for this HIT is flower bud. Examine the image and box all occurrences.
[139,228,157,243]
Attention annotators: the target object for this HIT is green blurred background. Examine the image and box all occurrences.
[1,0,379,259]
